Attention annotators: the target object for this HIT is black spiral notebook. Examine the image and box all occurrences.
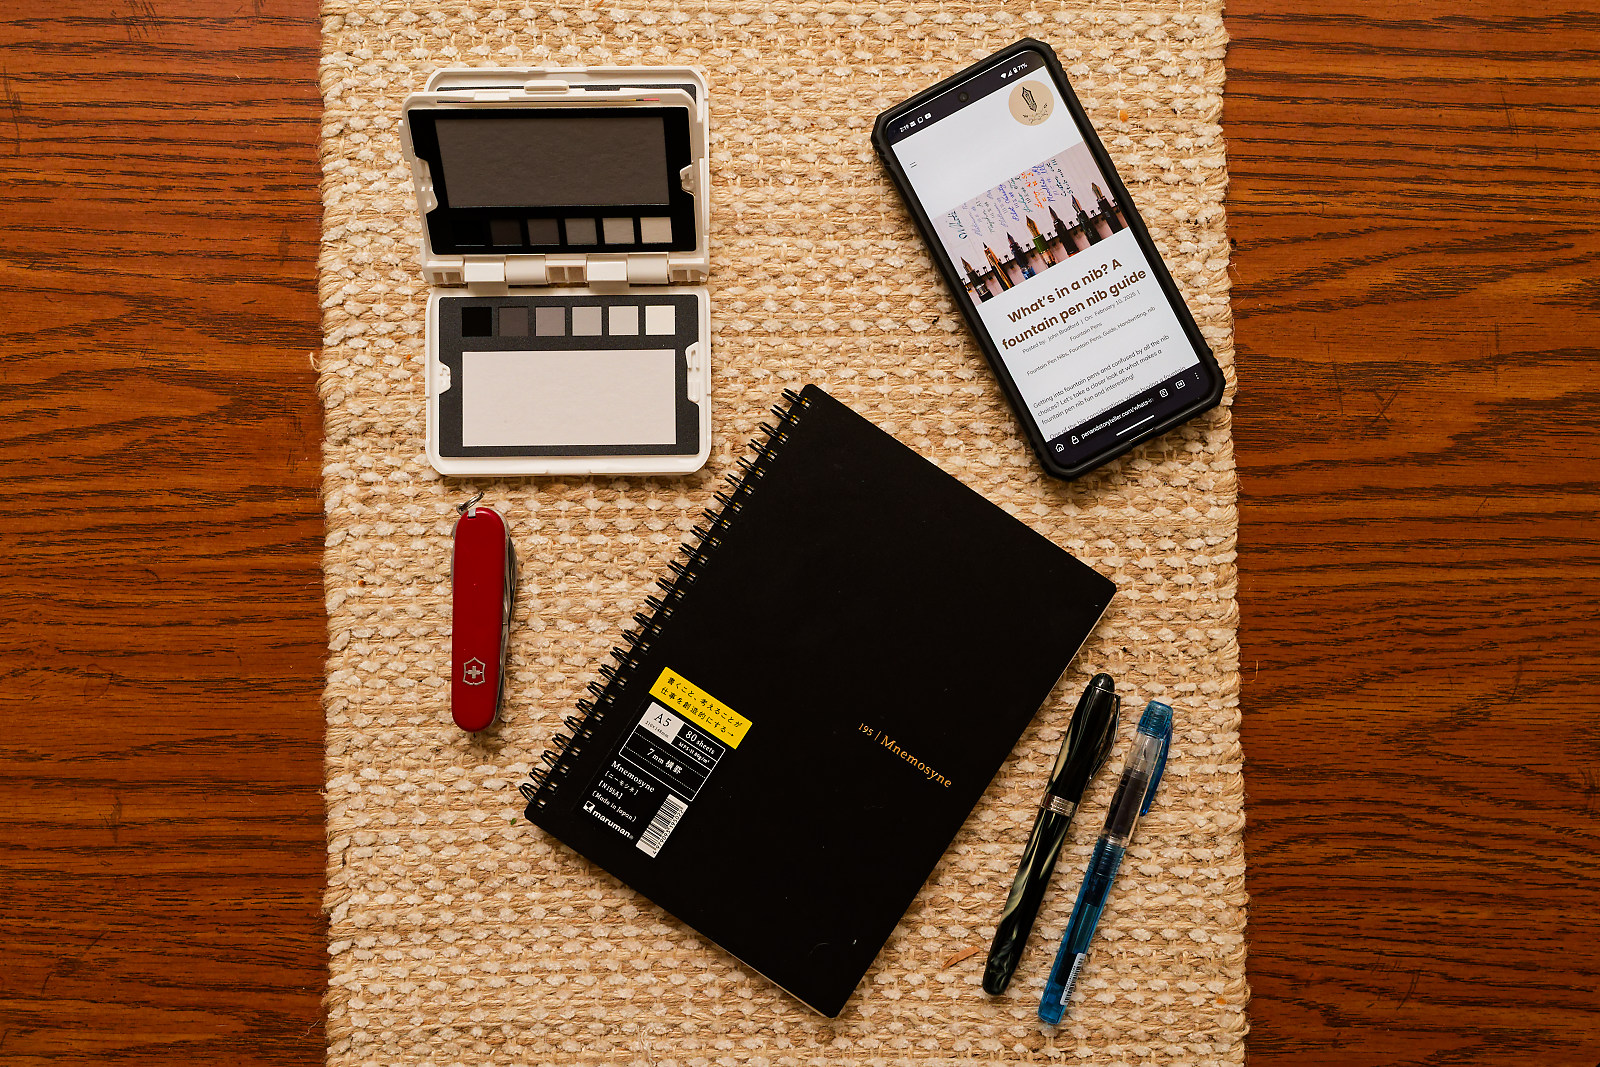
[519,385,1115,1016]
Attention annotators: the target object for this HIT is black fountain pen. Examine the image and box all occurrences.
[982,673,1121,994]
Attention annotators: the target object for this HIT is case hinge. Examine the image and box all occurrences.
[586,258,628,291]
[463,259,506,286]
[627,254,671,286]
[504,258,547,286]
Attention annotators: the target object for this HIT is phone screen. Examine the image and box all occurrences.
[882,49,1211,464]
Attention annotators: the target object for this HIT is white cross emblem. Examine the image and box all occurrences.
[462,657,487,685]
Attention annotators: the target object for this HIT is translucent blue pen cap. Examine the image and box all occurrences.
[1137,701,1173,816]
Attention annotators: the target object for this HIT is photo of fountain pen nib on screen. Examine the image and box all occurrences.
[400,65,713,477]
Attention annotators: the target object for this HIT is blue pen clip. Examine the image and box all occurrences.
[1139,708,1173,816]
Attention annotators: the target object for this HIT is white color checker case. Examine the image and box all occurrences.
[401,66,712,476]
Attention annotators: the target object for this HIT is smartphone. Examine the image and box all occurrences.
[873,39,1224,480]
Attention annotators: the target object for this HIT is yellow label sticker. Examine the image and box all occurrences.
[649,668,751,749]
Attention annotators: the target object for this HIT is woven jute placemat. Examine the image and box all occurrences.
[318,2,1245,1063]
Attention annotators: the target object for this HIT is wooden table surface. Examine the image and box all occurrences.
[1,2,1595,1064]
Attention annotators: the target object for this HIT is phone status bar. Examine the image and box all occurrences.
[881,49,1048,145]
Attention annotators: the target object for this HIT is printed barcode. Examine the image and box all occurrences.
[637,793,688,857]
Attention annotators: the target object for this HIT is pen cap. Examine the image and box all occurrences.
[1048,674,1121,802]
[1134,699,1173,742]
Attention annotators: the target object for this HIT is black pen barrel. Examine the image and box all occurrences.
[982,805,1075,994]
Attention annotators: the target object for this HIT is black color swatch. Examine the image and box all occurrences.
[461,305,493,337]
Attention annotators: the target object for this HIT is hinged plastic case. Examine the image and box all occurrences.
[401,66,712,476]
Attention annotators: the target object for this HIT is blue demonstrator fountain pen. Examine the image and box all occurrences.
[1038,699,1173,1025]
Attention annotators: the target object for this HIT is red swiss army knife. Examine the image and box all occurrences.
[450,492,517,732]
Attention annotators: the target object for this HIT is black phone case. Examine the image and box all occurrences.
[871,37,1225,481]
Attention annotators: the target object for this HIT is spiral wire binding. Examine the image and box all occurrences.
[517,389,812,813]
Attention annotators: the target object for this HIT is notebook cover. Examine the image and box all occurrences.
[523,385,1115,1016]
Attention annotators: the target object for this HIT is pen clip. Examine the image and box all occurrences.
[1139,720,1172,816]
[1091,695,1121,777]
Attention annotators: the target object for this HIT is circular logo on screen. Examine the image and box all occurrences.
[1009,81,1054,125]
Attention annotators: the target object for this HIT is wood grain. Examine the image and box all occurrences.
[1226,0,1600,1063]
[0,0,1596,1064]
[0,2,327,1064]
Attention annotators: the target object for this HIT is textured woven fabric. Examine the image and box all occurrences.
[318,2,1245,1063]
